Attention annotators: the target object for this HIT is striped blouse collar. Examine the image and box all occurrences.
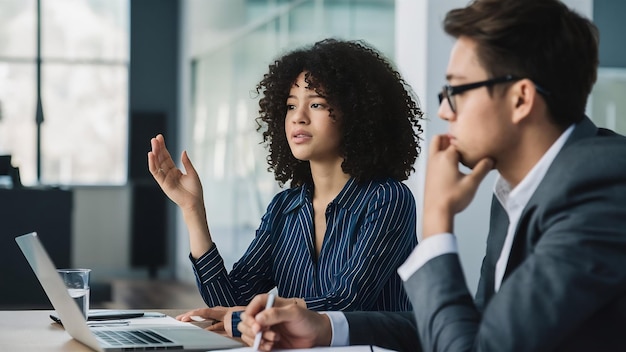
[284,177,366,213]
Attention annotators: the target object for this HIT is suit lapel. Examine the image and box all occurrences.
[503,117,599,278]
[476,196,510,308]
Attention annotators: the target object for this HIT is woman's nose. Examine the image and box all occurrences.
[290,107,309,124]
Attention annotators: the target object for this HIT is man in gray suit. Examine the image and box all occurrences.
[237,0,626,351]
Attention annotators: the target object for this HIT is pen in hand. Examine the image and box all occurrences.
[252,293,276,351]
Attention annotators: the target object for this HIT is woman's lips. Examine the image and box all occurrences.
[292,130,312,143]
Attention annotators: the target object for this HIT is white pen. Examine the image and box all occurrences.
[252,292,276,351]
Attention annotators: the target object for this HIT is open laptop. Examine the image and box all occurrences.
[15,232,243,351]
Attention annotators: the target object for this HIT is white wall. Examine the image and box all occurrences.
[72,186,175,282]
[72,186,132,282]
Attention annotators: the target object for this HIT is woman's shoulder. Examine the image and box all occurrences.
[366,177,414,196]
[348,178,415,205]
[272,183,306,198]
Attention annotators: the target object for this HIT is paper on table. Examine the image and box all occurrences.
[211,346,397,352]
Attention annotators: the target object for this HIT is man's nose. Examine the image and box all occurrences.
[438,97,454,122]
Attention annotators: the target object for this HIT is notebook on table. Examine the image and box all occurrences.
[15,232,243,351]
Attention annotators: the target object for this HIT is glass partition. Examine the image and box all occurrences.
[589,67,626,134]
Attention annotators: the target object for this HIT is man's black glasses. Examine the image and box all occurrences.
[438,75,520,114]
[438,75,552,113]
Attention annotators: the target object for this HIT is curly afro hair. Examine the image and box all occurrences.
[255,38,423,187]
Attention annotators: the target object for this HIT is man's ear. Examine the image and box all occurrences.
[510,79,537,124]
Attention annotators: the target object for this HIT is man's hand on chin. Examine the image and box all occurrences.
[423,135,494,238]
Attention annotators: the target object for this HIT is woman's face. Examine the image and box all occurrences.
[284,72,343,165]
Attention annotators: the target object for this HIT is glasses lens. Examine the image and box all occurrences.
[439,86,457,113]
[446,86,455,113]
[439,88,453,113]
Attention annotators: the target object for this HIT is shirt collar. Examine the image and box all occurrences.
[495,123,576,212]
[284,177,364,213]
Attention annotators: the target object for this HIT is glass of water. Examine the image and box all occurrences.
[57,268,91,320]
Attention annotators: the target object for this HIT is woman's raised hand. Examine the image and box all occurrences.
[147,134,204,211]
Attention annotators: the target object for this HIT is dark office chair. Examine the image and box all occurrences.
[0,155,22,188]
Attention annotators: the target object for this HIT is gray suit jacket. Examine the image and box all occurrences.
[347,117,626,351]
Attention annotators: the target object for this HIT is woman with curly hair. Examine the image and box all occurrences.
[148,38,423,336]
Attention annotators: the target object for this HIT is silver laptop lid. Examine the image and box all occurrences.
[16,232,105,352]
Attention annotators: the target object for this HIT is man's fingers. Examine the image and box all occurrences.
[240,333,254,346]
[255,304,297,328]
[259,338,277,352]
[253,328,280,351]
[429,135,442,157]
[429,134,452,157]
[239,332,277,351]
[244,294,272,318]
[243,304,294,337]
[239,312,279,350]
[261,329,279,342]
[468,158,494,185]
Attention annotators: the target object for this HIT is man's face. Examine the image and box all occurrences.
[438,36,516,169]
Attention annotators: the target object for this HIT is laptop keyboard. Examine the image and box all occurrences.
[94,329,183,350]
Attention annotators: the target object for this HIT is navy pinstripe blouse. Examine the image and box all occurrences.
[191,177,417,312]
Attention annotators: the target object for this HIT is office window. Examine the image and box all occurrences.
[590,68,626,134]
[0,0,129,186]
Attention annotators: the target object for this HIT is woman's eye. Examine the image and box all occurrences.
[311,103,323,109]
[286,104,295,110]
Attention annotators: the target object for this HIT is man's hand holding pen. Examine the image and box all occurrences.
[238,294,332,351]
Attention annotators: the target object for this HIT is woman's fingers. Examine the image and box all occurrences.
[148,134,178,177]
[206,321,225,331]
[176,308,219,322]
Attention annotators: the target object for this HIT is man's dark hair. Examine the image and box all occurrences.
[255,39,423,187]
[444,0,599,127]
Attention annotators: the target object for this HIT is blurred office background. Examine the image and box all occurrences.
[0,0,624,309]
